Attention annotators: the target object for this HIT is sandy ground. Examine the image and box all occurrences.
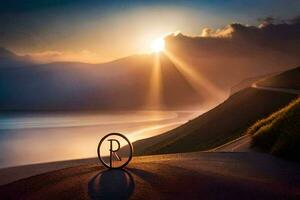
[0,152,299,199]
[0,131,251,187]
[0,157,98,186]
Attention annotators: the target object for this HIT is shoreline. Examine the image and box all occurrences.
[0,157,98,186]
[1,152,299,199]
[0,110,198,169]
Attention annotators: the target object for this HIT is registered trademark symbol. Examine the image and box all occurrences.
[97,133,133,169]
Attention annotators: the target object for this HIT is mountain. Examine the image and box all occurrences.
[0,51,206,110]
[229,72,280,95]
[0,42,300,110]
[0,47,16,58]
[132,66,300,155]
[1,19,300,110]
[257,66,300,90]
[0,47,33,68]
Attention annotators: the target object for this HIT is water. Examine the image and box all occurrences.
[0,111,200,168]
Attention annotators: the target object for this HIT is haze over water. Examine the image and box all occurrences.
[0,111,201,168]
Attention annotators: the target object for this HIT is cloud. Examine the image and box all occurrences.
[199,15,300,40]
[20,50,104,64]
[201,26,234,37]
[290,15,300,24]
[165,15,300,56]
[162,15,300,95]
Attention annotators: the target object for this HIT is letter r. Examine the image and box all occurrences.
[108,139,121,167]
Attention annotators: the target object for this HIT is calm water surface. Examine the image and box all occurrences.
[0,111,201,168]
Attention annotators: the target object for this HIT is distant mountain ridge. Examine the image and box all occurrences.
[257,66,300,90]
[0,47,33,68]
[1,16,300,110]
[0,47,16,58]
[0,48,205,110]
[230,72,279,95]
[0,44,299,110]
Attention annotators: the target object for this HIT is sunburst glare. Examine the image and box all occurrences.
[147,53,163,109]
[151,37,165,52]
[164,50,226,102]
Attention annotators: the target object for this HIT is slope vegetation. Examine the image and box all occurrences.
[247,97,300,161]
[133,88,297,155]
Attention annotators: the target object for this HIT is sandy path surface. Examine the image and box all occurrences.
[0,152,299,199]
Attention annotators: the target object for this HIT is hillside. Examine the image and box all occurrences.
[133,88,297,155]
[230,72,278,95]
[1,42,300,110]
[0,51,206,110]
[0,47,33,68]
[247,97,300,161]
[257,66,300,90]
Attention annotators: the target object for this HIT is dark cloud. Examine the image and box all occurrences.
[165,15,300,56]
[290,15,300,24]
[258,16,276,24]
[257,16,286,26]
[163,15,300,97]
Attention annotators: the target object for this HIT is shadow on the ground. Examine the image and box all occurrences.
[127,167,161,183]
[88,169,135,200]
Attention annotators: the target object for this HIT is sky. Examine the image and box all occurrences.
[0,0,300,63]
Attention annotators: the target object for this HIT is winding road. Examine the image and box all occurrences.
[252,83,300,95]
[212,83,300,152]
[0,83,300,199]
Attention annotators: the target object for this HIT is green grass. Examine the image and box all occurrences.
[247,97,300,161]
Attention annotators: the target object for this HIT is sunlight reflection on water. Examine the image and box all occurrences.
[0,111,202,168]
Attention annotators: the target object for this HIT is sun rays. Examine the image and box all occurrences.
[146,39,225,109]
[163,50,225,101]
[147,53,163,109]
[151,37,165,53]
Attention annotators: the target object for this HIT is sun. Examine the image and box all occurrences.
[151,37,165,52]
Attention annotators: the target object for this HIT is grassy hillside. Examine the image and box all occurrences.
[257,66,300,89]
[247,97,300,161]
[133,88,297,155]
